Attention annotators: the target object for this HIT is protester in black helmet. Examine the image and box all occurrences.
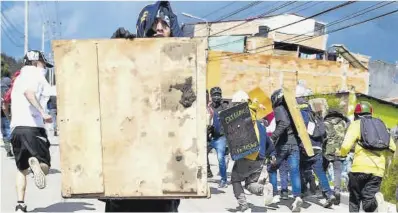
[104,1,182,212]
[267,89,303,212]
[111,1,182,39]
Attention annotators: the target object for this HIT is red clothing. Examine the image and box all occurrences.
[3,71,21,104]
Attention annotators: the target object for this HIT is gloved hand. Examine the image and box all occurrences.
[111,27,136,39]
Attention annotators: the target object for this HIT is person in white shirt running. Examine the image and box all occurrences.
[10,50,53,213]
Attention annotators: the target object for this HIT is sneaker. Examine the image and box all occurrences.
[28,157,46,189]
[272,195,281,204]
[7,151,13,157]
[291,197,303,212]
[15,204,27,212]
[323,195,336,208]
[207,171,213,178]
[281,190,289,200]
[263,183,274,205]
[219,180,227,188]
[375,192,387,212]
[334,191,341,205]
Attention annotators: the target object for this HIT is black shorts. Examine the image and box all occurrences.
[11,126,51,171]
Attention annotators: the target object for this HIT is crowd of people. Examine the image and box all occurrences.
[1,1,397,212]
[206,86,396,213]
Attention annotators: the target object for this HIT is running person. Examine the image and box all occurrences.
[10,50,53,212]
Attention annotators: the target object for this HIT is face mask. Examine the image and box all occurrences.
[211,94,222,105]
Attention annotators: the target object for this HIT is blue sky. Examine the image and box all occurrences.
[1,1,398,63]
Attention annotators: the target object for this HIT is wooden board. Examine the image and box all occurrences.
[219,102,259,160]
[248,87,273,119]
[283,86,314,157]
[53,40,104,197]
[52,38,208,198]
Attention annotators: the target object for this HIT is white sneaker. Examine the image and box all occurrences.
[292,197,303,212]
[375,192,387,212]
[28,157,46,189]
[263,183,274,205]
[272,195,281,204]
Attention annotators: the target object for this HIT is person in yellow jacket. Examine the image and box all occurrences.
[337,101,396,212]
[229,91,274,213]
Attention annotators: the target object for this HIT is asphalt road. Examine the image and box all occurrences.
[1,131,353,212]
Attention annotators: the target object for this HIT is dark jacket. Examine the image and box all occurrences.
[136,1,183,38]
[271,104,295,146]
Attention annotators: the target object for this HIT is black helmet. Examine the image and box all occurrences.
[24,50,53,68]
[210,87,222,96]
[271,89,284,107]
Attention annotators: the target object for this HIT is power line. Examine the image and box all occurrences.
[210,1,297,37]
[212,5,398,61]
[270,1,355,34]
[212,2,387,60]
[215,1,263,22]
[203,1,238,18]
[251,1,393,54]
[293,1,324,14]
[210,1,356,49]
[1,12,24,35]
[193,1,239,34]
[1,24,24,47]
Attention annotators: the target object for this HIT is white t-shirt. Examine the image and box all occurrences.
[10,65,51,131]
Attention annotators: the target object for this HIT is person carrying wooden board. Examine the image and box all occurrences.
[226,91,274,213]
[104,1,183,212]
[268,89,303,212]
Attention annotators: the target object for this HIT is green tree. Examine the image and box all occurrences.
[1,56,11,77]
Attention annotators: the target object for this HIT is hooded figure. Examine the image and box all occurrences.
[112,1,183,38]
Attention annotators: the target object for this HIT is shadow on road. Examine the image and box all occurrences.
[30,202,96,212]
[48,168,61,174]
[210,187,226,195]
[226,203,266,212]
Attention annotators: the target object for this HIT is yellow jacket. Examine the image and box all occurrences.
[340,119,396,177]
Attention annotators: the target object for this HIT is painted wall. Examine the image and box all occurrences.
[207,51,369,98]
[368,61,398,99]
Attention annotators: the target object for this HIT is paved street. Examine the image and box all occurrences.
[2,132,353,212]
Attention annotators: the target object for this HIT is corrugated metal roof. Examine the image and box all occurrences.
[332,44,368,70]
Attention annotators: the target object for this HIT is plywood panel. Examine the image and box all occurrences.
[52,40,104,197]
[283,86,314,157]
[95,38,207,198]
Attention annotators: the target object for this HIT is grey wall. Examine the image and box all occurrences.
[368,61,398,99]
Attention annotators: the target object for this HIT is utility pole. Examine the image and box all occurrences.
[24,0,28,54]
[41,23,45,53]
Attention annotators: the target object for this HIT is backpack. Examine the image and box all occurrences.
[324,117,347,159]
[300,108,326,139]
[359,117,390,151]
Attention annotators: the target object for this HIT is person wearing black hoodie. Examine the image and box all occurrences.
[268,89,303,212]
[104,1,182,212]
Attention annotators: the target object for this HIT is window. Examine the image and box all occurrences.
[314,22,325,36]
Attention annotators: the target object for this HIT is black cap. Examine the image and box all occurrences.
[24,50,53,68]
